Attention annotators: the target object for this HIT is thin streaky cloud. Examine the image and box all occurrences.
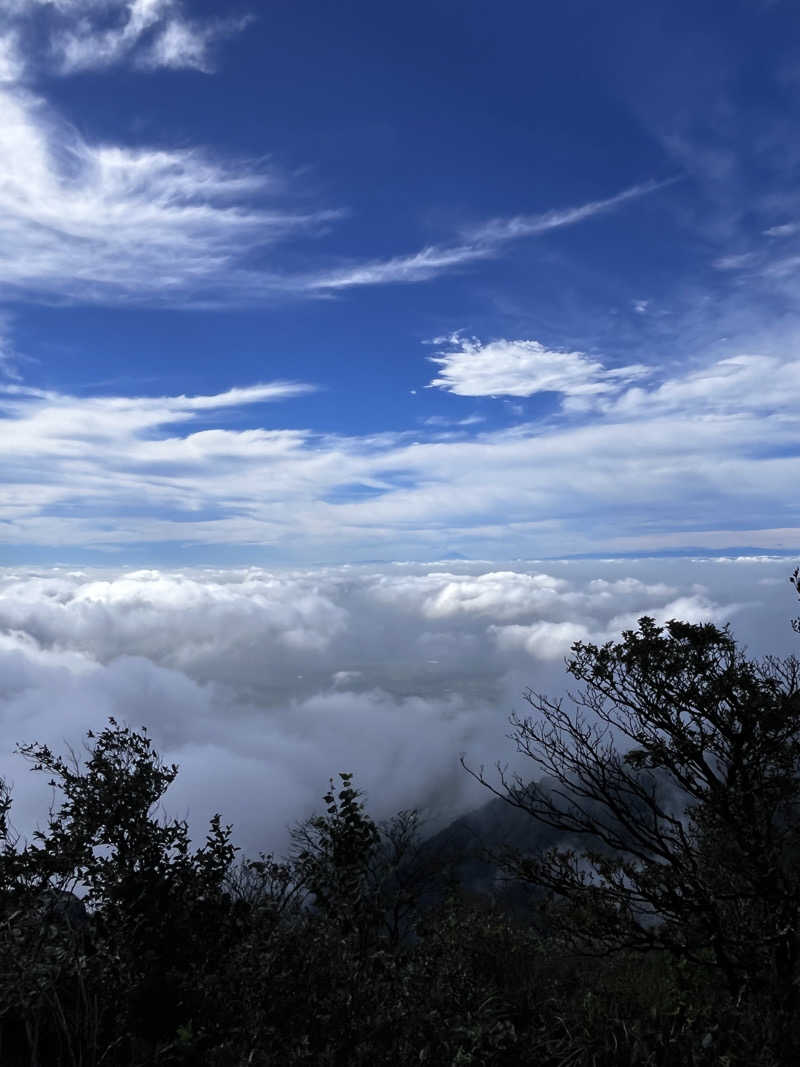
[0,380,315,411]
[0,381,316,445]
[300,179,672,292]
[298,243,495,291]
[465,178,677,244]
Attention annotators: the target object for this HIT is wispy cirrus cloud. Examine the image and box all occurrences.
[297,243,496,291]
[0,2,355,310]
[0,0,250,76]
[594,352,800,422]
[0,5,674,307]
[0,86,341,306]
[0,64,670,307]
[0,380,315,452]
[300,180,671,292]
[463,178,676,244]
[0,312,24,379]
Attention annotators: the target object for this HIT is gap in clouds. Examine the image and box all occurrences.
[0,556,795,859]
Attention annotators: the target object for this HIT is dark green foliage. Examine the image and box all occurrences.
[1,577,800,1064]
[291,772,381,927]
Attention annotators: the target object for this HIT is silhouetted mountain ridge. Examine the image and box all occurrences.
[419,768,676,911]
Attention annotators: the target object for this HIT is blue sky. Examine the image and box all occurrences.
[1,0,800,564]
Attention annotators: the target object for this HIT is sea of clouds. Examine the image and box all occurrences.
[0,556,797,859]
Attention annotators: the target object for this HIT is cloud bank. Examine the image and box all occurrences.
[0,557,793,857]
[2,338,799,560]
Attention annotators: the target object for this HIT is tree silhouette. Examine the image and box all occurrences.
[466,605,800,1058]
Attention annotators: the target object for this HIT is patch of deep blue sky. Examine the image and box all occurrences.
[16,0,799,434]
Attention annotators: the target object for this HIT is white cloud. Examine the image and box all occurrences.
[0,85,340,305]
[373,571,571,621]
[490,619,592,659]
[0,3,674,306]
[1,339,800,559]
[0,381,314,451]
[0,313,22,378]
[713,251,757,270]
[140,12,251,72]
[0,558,789,855]
[301,181,672,292]
[0,0,249,76]
[427,334,649,400]
[602,353,800,417]
[299,243,495,291]
[0,28,22,81]
[764,222,800,238]
[0,67,670,306]
[422,414,485,428]
[465,179,675,244]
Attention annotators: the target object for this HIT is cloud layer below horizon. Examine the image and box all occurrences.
[0,557,795,857]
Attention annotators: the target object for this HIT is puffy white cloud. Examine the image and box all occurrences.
[490,620,593,660]
[371,571,571,622]
[603,593,741,639]
[427,335,649,400]
[0,558,794,857]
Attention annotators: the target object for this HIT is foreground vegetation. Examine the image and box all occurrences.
[1,574,800,1065]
